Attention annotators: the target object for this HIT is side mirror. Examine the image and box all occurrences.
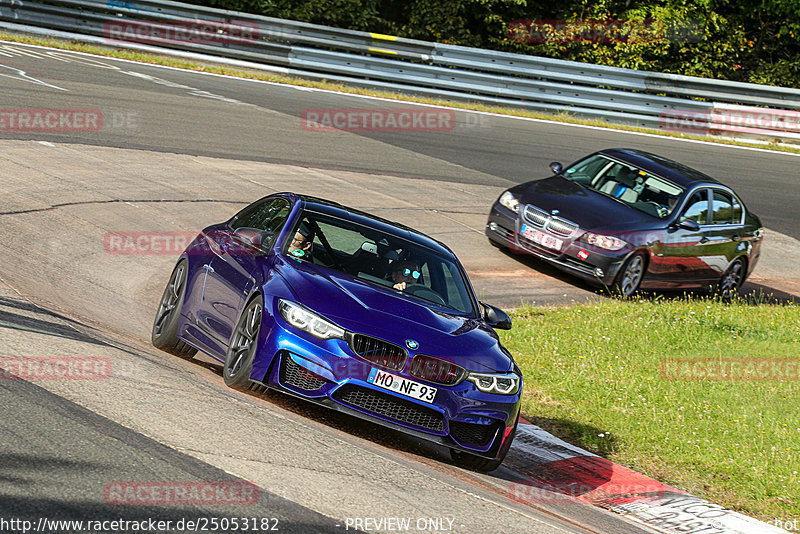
[232,227,274,254]
[481,302,512,330]
[676,218,700,232]
[549,162,563,175]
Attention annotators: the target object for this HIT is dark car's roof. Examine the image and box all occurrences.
[280,193,454,256]
[598,148,721,188]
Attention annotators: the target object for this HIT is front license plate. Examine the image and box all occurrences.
[367,368,437,403]
[520,224,563,251]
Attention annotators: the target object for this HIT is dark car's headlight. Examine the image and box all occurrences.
[279,300,345,340]
[582,232,628,251]
[467,371,520,395]
[498,191,519,214]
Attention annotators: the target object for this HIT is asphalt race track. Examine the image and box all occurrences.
[1,40,799,533]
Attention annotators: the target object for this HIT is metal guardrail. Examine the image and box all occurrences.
[2,0,800,142]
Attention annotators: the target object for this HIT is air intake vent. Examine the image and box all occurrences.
[280,355,328,392]
[333,384,444,432]
[450,420,501,447]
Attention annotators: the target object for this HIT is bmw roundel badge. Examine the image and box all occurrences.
[406,339,419,350]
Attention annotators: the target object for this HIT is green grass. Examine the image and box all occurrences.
[502,295,800,520]
[2,30,800,156]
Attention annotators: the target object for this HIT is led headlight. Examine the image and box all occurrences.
[498,191,519,213]
[466,371,520,395]
[278,300,345,340]
[582,232,628,251]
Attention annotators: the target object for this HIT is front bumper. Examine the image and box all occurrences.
[486,203,628,288]
[252,306,521,460]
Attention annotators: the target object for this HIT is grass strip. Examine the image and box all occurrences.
[503,295,800,520]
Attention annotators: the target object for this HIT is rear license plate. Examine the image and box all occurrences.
[520,224,563,251]
[367,368,437,403]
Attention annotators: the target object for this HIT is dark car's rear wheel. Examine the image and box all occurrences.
[450,415,518,473]
[152,259,197,359]
[614,253,645,298]
[718,257,746,303]
[224,297,262,391]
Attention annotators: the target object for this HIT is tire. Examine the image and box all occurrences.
[614,253,646,298]
[718,257,746,303]
[450,415,518,473]
[224,297,262,391]
[152,260,197,359]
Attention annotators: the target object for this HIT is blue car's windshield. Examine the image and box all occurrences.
[284,211,478,316]
[565,154,686,218]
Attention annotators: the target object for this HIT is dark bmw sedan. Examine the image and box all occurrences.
[486,148,764,298]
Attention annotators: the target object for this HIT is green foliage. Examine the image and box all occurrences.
[183,0,800,87]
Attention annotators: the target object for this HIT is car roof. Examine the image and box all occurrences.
[277,193,454,256]
[598,148,722,188]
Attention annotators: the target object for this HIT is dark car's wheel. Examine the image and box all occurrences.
[450,415,518,473]
[224,297,262,391]
[614,253,646,298]
[718,257,746,303]
[152,260,197,359]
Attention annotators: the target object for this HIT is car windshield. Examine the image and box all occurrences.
[565,154,686,218]
[284,211,478,316]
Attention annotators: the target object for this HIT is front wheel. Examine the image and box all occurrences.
[718,257,746,303]
[450,415,518,473]
[224,297,262,391]
[152,260,197,359]
[613,253,646,298]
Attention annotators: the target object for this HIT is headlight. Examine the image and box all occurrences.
[498,191,519,213]
[278,300,345,340]
[466,371,520,395]
[582,233,627,251]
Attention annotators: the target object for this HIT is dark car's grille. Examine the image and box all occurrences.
[280,355,328,392]
[450,420,502,447]
[333,384,444,432]
[522,204,579,237]
[348,334,407,371]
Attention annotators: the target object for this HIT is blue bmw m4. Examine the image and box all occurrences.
[152,193,521,471]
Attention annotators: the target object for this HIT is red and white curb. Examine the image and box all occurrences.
[507,418,786,533]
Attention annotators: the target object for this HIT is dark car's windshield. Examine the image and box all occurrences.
[565,154,686,218]
[283,211,478,316]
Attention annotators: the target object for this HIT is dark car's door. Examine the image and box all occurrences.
[649,189,718,285]
[198,198,291,349]
[702,189,747,277]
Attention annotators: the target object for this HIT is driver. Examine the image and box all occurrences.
[390,260,421,291]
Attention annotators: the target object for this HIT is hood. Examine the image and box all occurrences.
[518,176,654,230]
[273,257,512,373]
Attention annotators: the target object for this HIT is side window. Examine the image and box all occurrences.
[680,190,709,224]
[711,191,735,225]
[230,199,291,233]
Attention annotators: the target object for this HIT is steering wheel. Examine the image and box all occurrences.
[403,284,447,306]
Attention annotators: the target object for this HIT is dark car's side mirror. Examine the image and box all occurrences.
[481,302,512,330]
[549,162,564,175]
[675,218,700,232]
[232,227,275,254]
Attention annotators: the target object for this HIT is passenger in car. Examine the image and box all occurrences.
[288,221,314,258]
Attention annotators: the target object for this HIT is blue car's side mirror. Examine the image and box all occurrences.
[549,162,563,175]
[232,227,275,254]
[481,302,512,330]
